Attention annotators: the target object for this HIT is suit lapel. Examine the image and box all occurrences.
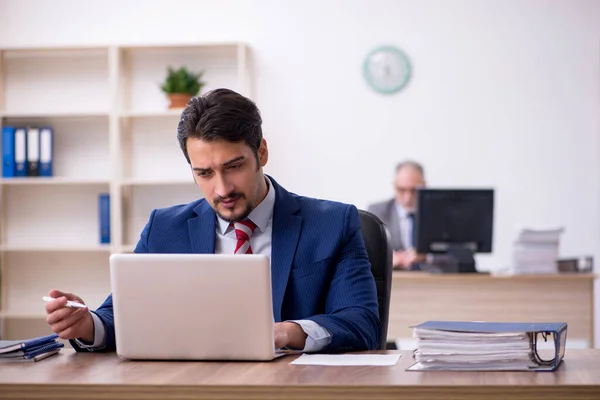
[387,199,404,250]
[269,177,301,321]
[188,201,216,254]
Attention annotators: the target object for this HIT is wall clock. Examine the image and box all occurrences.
[363,46,411,94]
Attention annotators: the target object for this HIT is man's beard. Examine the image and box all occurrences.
[214,192,254,223]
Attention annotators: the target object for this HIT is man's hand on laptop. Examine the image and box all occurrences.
[274,322,307,350]
[45,289,95,343]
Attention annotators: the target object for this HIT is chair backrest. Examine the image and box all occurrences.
[358,209,393,350]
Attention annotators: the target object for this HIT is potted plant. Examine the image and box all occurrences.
[160,66,206,109]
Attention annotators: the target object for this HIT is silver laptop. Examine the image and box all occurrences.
[109,253,283,361]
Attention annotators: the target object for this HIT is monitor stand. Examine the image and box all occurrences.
[446,244,478,273]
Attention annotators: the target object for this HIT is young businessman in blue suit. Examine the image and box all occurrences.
[44,88,381,353]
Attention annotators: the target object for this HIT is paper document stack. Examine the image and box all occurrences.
[510,228,564,274]
[407,321,567,371]
[0,333,64,362]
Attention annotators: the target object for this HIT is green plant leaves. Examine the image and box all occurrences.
[160,66,206,96]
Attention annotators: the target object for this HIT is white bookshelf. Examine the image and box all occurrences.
[0,177,110,186]
[0,245,112,252]
[0,43,252,339]
[118,110,182,118]
[121,184,202,248]
[0,111,109,119]
[121,179,193,186]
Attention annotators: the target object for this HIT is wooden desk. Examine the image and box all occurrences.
[0,349,599,400]
[389,272,596,348]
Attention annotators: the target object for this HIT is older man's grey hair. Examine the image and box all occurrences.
[395,160,425,176]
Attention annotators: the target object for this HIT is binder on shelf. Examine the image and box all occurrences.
[2,126,15,177]
[14,128,27,177]
[26,126,40,176]
[407,320,568,372]
[99,193,110,244]
[39,126,54,177]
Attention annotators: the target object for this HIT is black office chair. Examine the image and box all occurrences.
[358,209,393,350]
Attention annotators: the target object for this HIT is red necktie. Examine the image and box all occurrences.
[234,219,257,254]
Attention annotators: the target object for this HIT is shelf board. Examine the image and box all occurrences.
[0,110,109,119]
[0,245,113,253]
[0,311,46,319]
[118,42,243,51]
[1,42,244,53]
[119,109,184,118]
[0,177,110,186]
[1,45,108,53]
[121,179,193,186]
[120,245,136,253]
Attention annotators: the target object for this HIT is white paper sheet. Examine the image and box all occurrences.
[290,354,401,366]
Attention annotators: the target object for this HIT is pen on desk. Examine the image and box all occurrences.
[42,296,87,309]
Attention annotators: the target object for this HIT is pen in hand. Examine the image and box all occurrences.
[42,296,87,309]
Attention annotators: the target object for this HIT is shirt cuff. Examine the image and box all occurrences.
[426,253,434,265]
[73,311,107,349]
[288,319,332,352]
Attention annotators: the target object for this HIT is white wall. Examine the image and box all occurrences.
[1,0,599,344]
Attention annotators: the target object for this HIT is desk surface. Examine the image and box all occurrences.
[388,272,596,347]
[1,349,599,400]
[393,271,597,281]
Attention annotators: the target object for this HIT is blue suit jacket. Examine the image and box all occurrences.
[73,176,381,353]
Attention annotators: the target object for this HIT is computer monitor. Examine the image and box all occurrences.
[414,188,494,273]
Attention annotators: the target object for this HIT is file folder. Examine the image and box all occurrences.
[2,126,15,177]
[0,340,64,360]
[0,349,61,362]
[39,126,53,177]
[407,320,568,372]
[0,333,60,354]
[0,333,64,362]
[14,128,27,177]
[26,126,40,176]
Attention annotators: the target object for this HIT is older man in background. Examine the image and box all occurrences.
[368,161,457,272]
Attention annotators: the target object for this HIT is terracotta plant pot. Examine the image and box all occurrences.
[167,93,193,109]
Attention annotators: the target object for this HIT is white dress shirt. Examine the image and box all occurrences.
[77,176,332,352]
[393,202,434,265]
[394,202,415,249]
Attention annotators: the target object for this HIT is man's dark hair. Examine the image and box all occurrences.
[177,88,263,164]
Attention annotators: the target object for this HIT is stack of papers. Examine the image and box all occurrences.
[291,354,401,366]
[0,333,64,362]
[409,321,536,371]
[510,228,564,274]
